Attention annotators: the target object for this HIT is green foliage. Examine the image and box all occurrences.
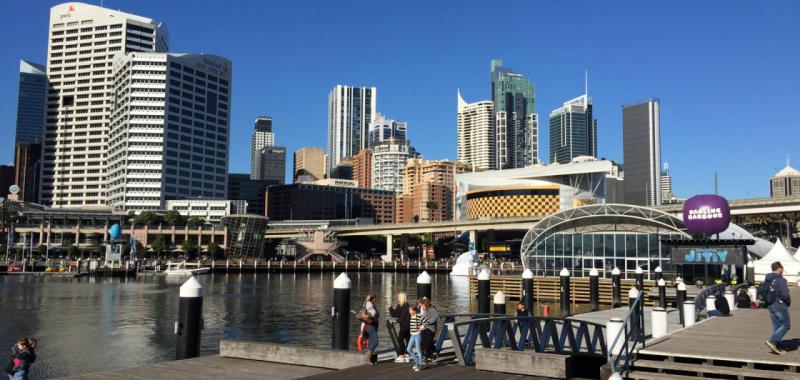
[150,235,168,255]
[425,201,440,210]
[187,216,204,228]
[66,245,79,258]
[181,239,198,255]
[37,244,47,257]
[207,241,225,259]
[133,211,161,226]
[164,210,183,226]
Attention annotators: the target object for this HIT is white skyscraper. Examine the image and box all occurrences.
[371,139,412,193]
[457,90,495,171]
[327,85,376,174]
[623,98,661,206]
[41,2,168,207]
[367,113,407,149]
[106,52,231,211]
[250,116,274,179]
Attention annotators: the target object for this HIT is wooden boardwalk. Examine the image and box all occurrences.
[299,360,546,380]
[638,287,800,369]
[56,355,329,380]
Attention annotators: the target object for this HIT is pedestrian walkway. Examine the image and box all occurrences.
[573,305,683,337]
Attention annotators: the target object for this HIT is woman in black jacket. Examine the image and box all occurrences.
[389,292,410,362]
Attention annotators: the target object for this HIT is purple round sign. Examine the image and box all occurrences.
[683,194,730,235]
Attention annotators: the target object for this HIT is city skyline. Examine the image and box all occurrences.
[0,1,799,200]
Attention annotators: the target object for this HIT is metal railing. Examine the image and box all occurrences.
[607,291,645,375]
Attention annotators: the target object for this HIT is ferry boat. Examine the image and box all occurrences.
[163,261,211,276]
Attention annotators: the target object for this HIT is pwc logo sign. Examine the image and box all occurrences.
[682,194,731,235]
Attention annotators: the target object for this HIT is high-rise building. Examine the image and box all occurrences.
[367,113,407,149]
[327,85,376,172]
[457,90,495,171]
[491,59,538,169]
[372,139,412,193]
[770,163,800,199]
[106,52,231,211]
[661,162,673,200]
[353,148,373,188]
[293,147,326,183]
[41,3,168,207]
[14,61,47,146]
[255,146,286,184]
[330,157,354,180]
[14,141,42,203]
[623,99,661,206]
[549,91,597,164]
[228,173,280,215]
[397,158,469,223]
[0,166,14,198]
[250,116,274,179]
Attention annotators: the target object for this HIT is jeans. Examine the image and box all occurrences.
[768,305,791,345]
[707,310,728,317]
[406,334,423,366]
[12,370,28,380]
[365,324,378,351]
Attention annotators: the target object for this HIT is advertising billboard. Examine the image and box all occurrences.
[682,194,730,235]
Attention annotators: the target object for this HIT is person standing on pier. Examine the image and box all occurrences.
[360,293,380,365]
[419,297,438,363]
[406,304,425,371]
[389,292,411,363]
[764,261,791,355]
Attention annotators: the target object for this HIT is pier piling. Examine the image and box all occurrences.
[176,276,203,360]
[417,271,432,300]
[477,269,491,315]
[589,268,599,312]
[676,281,687,325]
[559,268,571,317]
[493,291,506,315]
[332,273,351,350]
[611,267,621,308]
[683,300,696,327]
[522,269,533,315]
[657,278,667,308]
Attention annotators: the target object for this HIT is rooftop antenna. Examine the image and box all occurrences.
[584,69,589,99]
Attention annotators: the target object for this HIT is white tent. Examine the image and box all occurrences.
[754,239,800,282]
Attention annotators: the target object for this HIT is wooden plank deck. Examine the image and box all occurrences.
[56,355,330,380]
[298,360,546,380]
[639,287,800,367]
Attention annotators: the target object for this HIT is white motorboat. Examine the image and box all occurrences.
[163,261,211,276]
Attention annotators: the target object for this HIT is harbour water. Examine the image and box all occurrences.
[0,272,473,379]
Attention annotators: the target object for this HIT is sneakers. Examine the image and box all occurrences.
[394,355,405,363]
[766,341,786,355]
[412,365,420,372]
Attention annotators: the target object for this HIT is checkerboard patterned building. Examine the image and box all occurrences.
[466,186,560,219]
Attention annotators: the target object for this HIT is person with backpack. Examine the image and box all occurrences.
[763,261,791,354]
[357,293,380,365]
[5,338,36,380]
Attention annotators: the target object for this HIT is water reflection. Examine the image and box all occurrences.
[0,272,470,379]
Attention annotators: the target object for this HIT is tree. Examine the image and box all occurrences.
[164,210,183,226]
[187,216,204,228]
[37,244,47,258]
[207,241,224,260]
[150,235,168,257]
[181,239,198,259]
[133,211,159,226]
[66,245,79,259]
[425,201,439,210]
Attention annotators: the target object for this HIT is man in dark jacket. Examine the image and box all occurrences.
[766,261,791,354]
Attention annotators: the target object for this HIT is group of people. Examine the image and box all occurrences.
[4,338,36,380]
[387,293,439,371]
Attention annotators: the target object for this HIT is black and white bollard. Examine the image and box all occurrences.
[654,266,663,281]
[676,281,687,326]
[176,276,203,360]
[746,261,755,284]
[651,307,667,338]
[606,317,624,356]
[332,273,351,350]
[589,268,599,312]
[522,269,534,316]
[683,300,696,327]
[635,267,644,291]
[628,287,641,340]
[657,278,667,309]
[417,271,432,301]
[477,269,491,315]
[493,291,506,315]
[560,268,571,317]
[611,267,621,308]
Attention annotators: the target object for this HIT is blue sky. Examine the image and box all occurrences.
[1,0,798,199]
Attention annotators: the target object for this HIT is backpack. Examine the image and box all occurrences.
[355,309,374,324]
[757,281,778,307]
